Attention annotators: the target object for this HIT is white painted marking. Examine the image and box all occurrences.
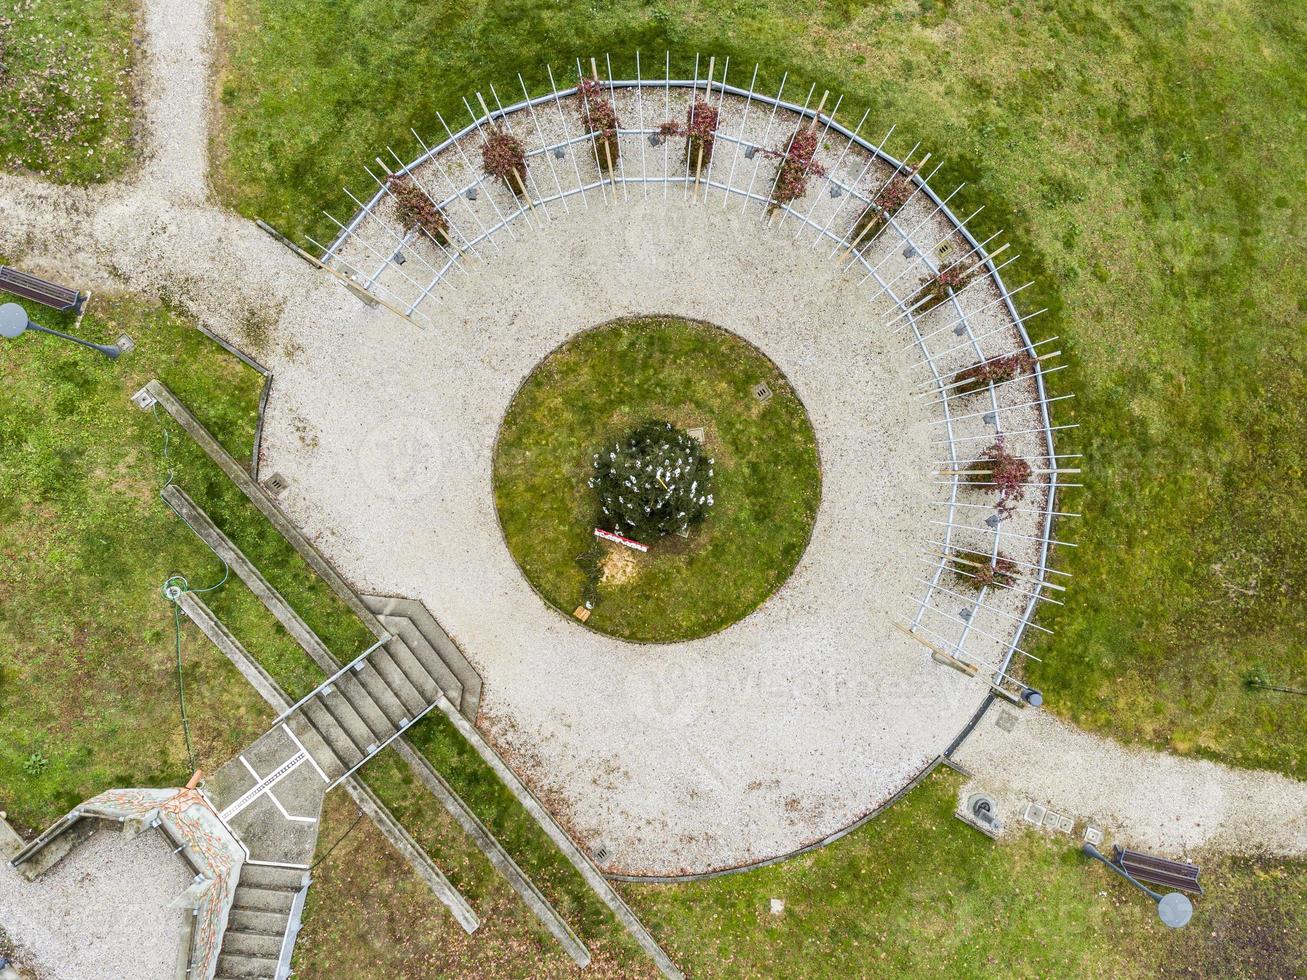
[281,723,329,783]
[220,751,308,821]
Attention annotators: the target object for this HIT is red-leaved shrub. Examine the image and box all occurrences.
[481,128,528,195]
[578,77,620,172]
[765,128,826,211]
[387,175,450,246]
[970,438,1032,515]
[950,351,1036,396]
[851,165,919,248]
[951,549,1020,590]
[911,261,979,310]
[659,99,719,169]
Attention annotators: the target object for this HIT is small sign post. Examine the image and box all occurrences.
[594,528,648,553]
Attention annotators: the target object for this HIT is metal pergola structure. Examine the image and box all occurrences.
[314,53,1076,689]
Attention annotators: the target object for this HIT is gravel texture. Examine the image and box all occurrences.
[0,827,191,980]
[954,702,1307,858]
[0,0,1300,882]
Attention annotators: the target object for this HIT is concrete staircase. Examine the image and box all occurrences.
[214,864,306,980]
[362,594,482,722]
[277,632,446,784]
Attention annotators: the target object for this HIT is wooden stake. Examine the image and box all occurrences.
[809,90,828,130]
[894,622,977,676]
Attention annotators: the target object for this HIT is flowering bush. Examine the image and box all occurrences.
[658,99,719,169]
[970,438,1032,515]
[950,351,1036,396]
[578,77,620,172]
[481,128,528,194]
[765,128,826,211]
[387,175,450,245]
[851,166,918,248]
[589,420,715,543]
[950,549,1020,590]
[910,260,979,310]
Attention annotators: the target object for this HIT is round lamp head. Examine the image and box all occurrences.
[1157,891,1193,928]
[0,302,30,339]
[1023,687,1044,707]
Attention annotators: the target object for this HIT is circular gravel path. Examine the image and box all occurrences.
[262,196,994,874]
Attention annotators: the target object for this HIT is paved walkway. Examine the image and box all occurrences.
[0,0,1301,896]
[954,701,1307,857]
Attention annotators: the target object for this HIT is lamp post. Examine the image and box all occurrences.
[1082,843,1192,928]
[0,302,120,360]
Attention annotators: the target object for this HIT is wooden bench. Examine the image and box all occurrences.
[1113,845,1203,894]
[0,265,86,313]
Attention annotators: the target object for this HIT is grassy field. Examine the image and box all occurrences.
[629,769,1307,980]
[0,293,269,828]
[0,0,139,182]
[494,318,820,642]
[214,0,1306,777]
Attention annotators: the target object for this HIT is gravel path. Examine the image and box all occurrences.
[0,0,1300,887]
[0,828,191,980]
[954,702,1307,858]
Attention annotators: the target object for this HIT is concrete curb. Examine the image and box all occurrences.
[179,591,479,935]
[148,380,677,975]
[608,756,945,884]
[169,490,589,967]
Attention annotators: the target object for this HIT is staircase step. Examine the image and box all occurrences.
[349,657,412,728]
[314,685,381,757]
[299,700,363,770]
[378,615,464,710]
[215,951,279,979]
[364,597,481,718]
[332,669,399,744]
[376,635,442,705]
[388,600,483,717]
[228,907,292,937]
[236,864,305,892]
[221,929,283,960]
[231,884,295,915]
[364,648,429,718]
[283,713,346,781]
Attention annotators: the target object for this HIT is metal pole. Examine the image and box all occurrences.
[30,322,120,359]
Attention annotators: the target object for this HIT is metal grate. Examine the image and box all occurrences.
[262,473,289,496]
[752,381,773,403]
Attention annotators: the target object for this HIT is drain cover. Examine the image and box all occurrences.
[262,473,289,496]
[752,381,773,403]
[592,845,610,864]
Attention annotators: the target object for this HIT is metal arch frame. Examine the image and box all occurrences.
[318,61,1070,686]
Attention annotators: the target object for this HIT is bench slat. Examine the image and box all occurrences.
[1114,846,1203,894]
[0,266,83,312]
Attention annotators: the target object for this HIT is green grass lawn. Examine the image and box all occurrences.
[215,0,1306,777]
[627,768,1307,980]
[494,318,820,642]
[0,292,268,829]
[0,0,139,182]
